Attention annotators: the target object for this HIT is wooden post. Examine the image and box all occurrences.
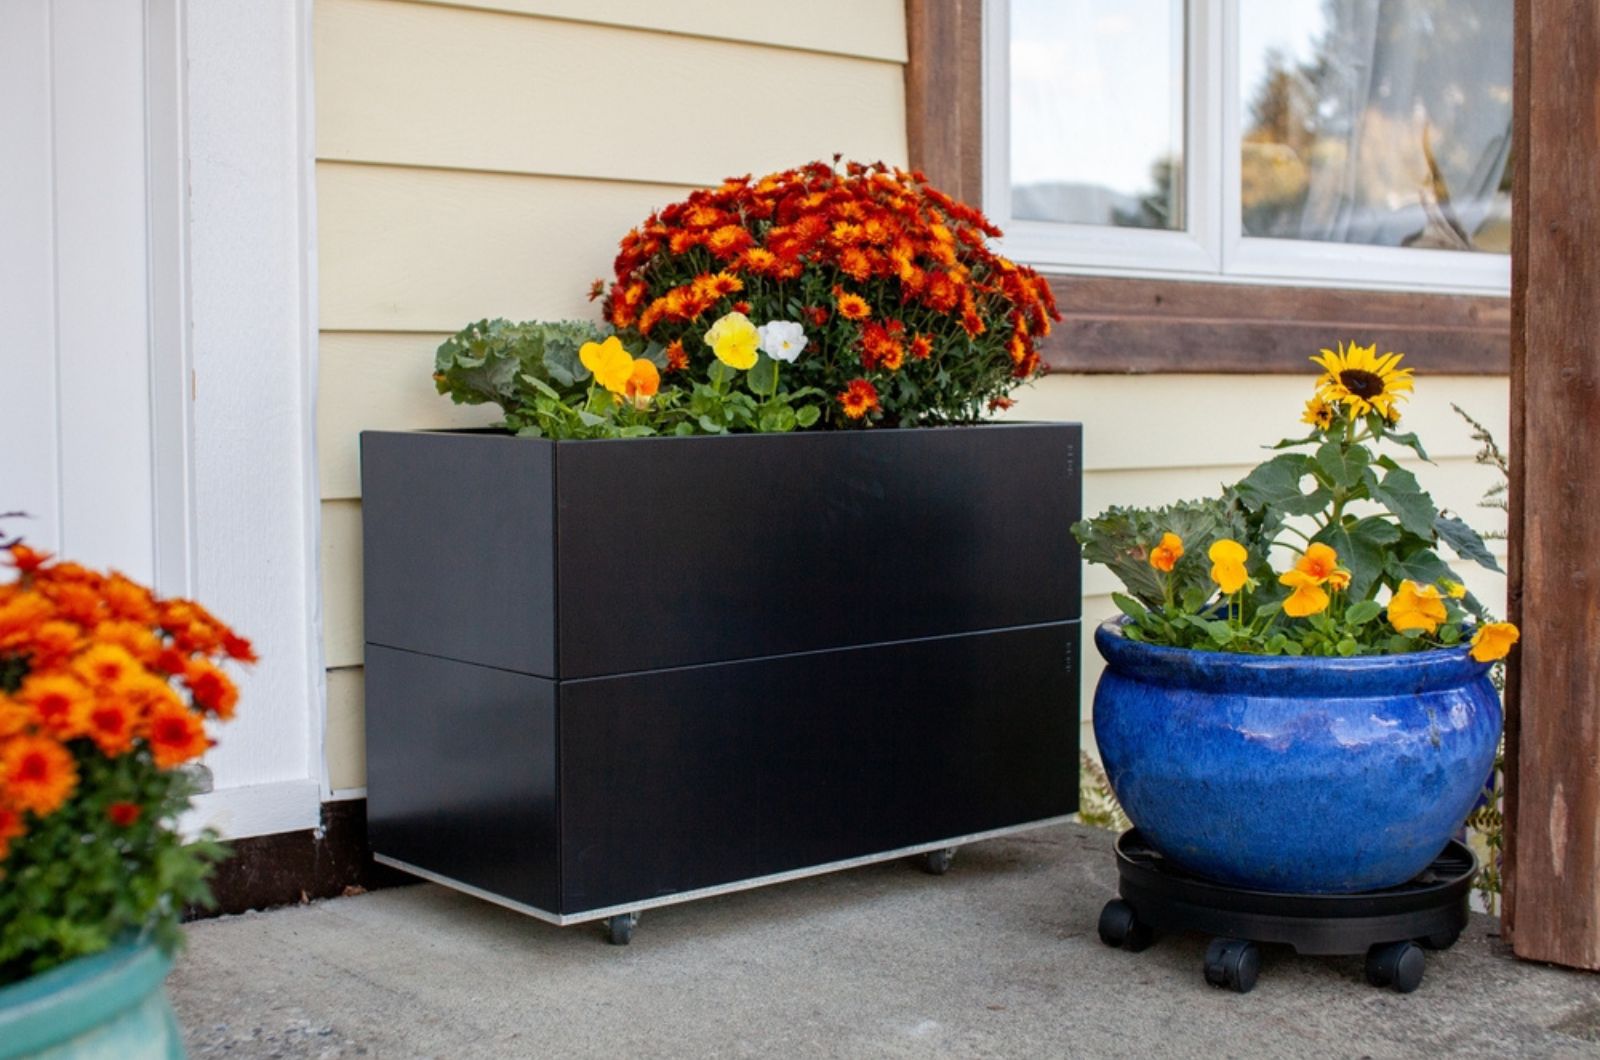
[1504,0,1600,970]
[903,0,983,205]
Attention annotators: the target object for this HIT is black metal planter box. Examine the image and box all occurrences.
[360,423,1082,928]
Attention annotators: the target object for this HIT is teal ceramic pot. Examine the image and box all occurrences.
[0,939,183,1060]
[1093,619,1502,894]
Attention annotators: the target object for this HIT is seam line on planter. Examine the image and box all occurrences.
[363,618,1080,684]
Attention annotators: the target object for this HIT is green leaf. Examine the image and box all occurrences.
[1315,441,1371,490]
[1112,593,1150,622]
[1382,429,1431,462]
[1312,515,1396,599]
[707,360,737,387]
[1201,620,1236,646]
[1345,599,1383,626]
[795,405,821,429]
[747,354,778,396]
[1235,454,1315,512]
[1385,548,1453,588]
[1271,432,1322,450]
[1337,637,1358,656]
[1434,514,1504,573]
[1371,467,1439,538]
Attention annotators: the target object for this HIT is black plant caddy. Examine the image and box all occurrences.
[1098,829,1475,994]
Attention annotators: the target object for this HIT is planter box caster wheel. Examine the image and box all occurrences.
[1366,941,1425,993]
[1097,899,1153,953]
[604,913,639,946]
[1418,929,1460,951]
[1203,938,1260,994]
[922,848,957,876]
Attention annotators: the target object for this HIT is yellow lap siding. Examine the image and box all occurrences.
[404,0,908,63]
[317,0,907,185]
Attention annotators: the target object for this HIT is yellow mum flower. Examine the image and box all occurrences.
[1469,621,1520,662]
[1388,580,1448,634]
[1208,539,1249,594]
[1278,569,1330,617]
[1148,532,1184,573]
[579,336,635,394]
[1310,341,1414,420]
[704,311,760,370]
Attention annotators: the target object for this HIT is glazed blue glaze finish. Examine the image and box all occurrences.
[1093,620,1502,894]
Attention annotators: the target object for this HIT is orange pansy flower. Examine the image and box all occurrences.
[1148,533,1184,573]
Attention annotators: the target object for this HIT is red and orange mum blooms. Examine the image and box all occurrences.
[601,159,1060,427]
[0,543,251,865]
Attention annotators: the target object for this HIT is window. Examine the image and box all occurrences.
[983,0,1513,293]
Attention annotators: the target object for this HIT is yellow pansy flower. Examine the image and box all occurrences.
[1440,579,1467,600]
[704,311,760,370]
[1469,621,1519,662]
[1278,569,1330,617]
[1208,539,1249,594]
[1388,580,1448,634]
[579,336,635,394]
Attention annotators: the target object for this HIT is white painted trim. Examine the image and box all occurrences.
[375,815,1077,926]
[180,779,322,841]
[328,786,367,802]
[175,0,323,839]
[144,0,196,599]
[982,0,1512,296]
[293,0,329,803]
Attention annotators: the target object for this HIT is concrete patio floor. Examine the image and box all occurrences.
[170,823,1600,1059]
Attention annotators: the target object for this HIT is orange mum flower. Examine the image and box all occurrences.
[834,289,871,321]
[83,696,138,756]
[910,334,934,361]
[17,673,92,738]
[94,620,162,666]
[102,574,158,624]
[7,544,51,574]
[706,225,754,259]
[2,736,78,816]
[221,631,258,664]
[71,643,141,692]
[107,800,142,827]
[664,340,689,372]
[838,379,880,420]
[144,701,210,768]
[0,592,52,652]
[0,804,23,861]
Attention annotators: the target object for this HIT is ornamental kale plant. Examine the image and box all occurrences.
[1073,343,1519,661]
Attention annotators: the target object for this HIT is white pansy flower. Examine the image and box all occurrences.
[756,320,808,363]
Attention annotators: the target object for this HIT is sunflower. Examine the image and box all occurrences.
[1301,398,1337,431]
[1310,342,1414,419]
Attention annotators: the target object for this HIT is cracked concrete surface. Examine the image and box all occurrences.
[169,824,1600,1059]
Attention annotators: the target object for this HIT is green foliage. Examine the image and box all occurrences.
[1077,395,1503,657]
[433,319,825,440]
[0,747,227,986]
[433,318,605,412]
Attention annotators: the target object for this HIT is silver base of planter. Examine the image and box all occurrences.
[375,814,1075,927]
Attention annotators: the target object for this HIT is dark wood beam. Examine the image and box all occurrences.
[904,0,983,206]
[1041,276,1508,374]
[1503,0,1600,970]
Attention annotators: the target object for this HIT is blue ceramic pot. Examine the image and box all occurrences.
[1093,620,1501,894]
[0,938,183,1059]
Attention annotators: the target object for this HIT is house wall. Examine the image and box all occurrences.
[313,0,1510,793]
[312,0,909,793]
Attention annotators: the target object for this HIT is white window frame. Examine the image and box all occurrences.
[981,0,1512,295]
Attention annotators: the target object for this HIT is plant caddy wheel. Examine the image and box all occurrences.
[1097,830,1475,994]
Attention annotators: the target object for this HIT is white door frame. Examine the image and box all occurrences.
[148,0,326,839]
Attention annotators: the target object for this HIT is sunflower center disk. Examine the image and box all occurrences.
[1339,369,1386,399]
